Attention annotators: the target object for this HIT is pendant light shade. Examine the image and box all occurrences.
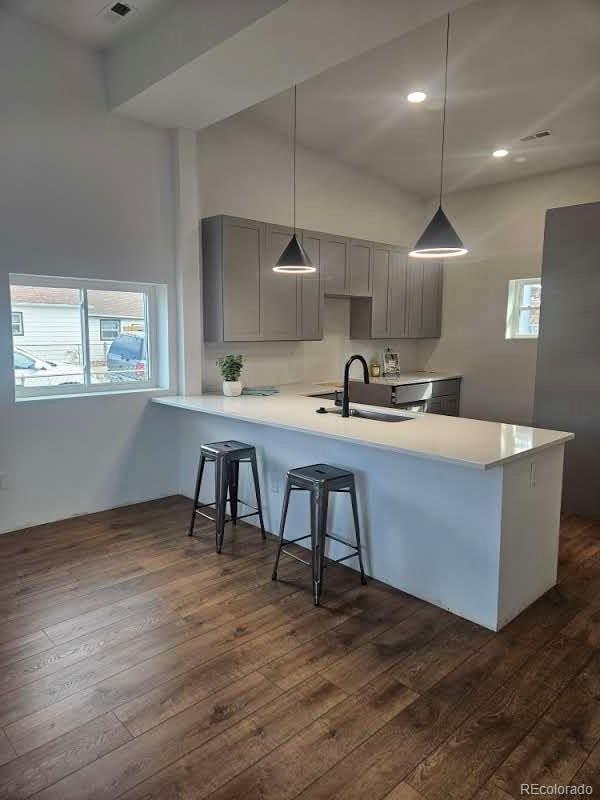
[274,86,316,274]
[410,14,467,259]
[273,233,315,273]
[409,206,467,258]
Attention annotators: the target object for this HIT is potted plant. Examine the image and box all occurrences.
[220,354,244,397]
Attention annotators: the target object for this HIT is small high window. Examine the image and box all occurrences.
[506,278,541,339]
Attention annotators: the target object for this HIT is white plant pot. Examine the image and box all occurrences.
[222,380,242,397]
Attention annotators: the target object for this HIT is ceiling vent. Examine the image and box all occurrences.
[520,130,552,142]
[98,2,137,23]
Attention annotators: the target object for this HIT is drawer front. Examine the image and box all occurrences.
[441,395,460,416]
[393,382,433,404]
[430,378,461,397]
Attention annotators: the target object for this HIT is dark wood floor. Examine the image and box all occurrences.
[0,498,599,800]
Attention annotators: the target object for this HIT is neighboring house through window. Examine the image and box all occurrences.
[11,311,23,336]
[100,319,121,340]
[9,275,166,398]
[506,278,542,339]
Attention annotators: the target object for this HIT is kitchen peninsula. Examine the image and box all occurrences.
[154,388,573,631]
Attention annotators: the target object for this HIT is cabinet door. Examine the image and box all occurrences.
[299,231,323,340]
[322,234,349,295]
[261,224,300,340]
[349,240,372,296]
[388,248,408,338]
[222,217,263,341]
[406,260,424,337]
[421,261,443,338]
[370,244,391,337]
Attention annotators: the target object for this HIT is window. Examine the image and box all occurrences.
[9,274,165,399]
[11,311,24,336]
[506,278,541,339]
[100,319,121,340]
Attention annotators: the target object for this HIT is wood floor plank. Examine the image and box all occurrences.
[0,712,131,800]
[0,631,54,669]
[321,603,455,693]
[0,497,597,800]
[391,617,493,693]
[33,676,346,800]
[382,784,428,800]
[291,631,554,800]
[492,651,600,796]
[0,732,15,768]
[203,673,418,800]
[570,740,600,797]
[258,586,423,691]
[406,636,594,800]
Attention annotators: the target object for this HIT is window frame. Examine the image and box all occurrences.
[11,311,24,336]
[99,318,122,341]
[505,277,542,340]
[9,274,161,400]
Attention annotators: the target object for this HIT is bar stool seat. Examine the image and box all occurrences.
[188,440,266,553]
[271,463,367,605]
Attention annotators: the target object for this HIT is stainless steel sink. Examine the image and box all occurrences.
[325,407,413,423]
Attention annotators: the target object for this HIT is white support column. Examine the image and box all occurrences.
[172,128,203,395]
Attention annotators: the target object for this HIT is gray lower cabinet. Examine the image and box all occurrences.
[202,215,323,342]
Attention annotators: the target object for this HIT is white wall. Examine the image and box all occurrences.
[0,11,179,533]
[197,114,427,389]
[419,164,600,424]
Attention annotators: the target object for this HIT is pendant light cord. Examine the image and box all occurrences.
[291,85,297,233]
[439,13,450,207]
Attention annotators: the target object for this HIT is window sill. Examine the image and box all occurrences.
[15,387,171,403]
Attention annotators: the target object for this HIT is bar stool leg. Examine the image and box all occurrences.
[188,454,206,537]
[228,461,239,525]
[249,451,267,539]
[349,478,367,585]
[313,487,329,606]
[214,457,229,553]
[272,476,292,580]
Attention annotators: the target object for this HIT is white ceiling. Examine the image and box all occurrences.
[241,0,600,197]
[5,0,179,49]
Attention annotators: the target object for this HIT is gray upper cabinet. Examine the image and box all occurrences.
[407,260,443,338]
[421,261,443,338]
[321,233,350,295]
[370,244,391,337]
[262,224,300,340]
[349,240,373,296]
[202,215,323,342]
[203,214,441,342]
[300,231,323,340]
[202,215,263,342]
[349,245,411,340]
[388,248,409,338]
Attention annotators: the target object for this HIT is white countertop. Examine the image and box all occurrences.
[153,391,573,470]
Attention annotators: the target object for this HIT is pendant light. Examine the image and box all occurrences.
[410,14,467,259]
[274,85,316,274]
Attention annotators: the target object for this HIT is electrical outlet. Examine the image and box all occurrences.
[271,478,280,495]
[0,473,7,490]
[529,461,536,488]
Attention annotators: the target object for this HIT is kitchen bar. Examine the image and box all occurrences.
[154,388,573,631]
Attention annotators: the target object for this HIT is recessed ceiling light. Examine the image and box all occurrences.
[492,148,509,158]
[407,91,427,104]
[514,156,527,163]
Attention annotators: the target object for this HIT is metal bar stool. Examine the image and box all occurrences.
[188,440,266,553]
[271,463,367,605]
